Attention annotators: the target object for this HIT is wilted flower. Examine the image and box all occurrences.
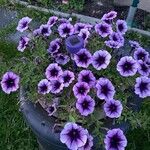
[1,71,20,94]
[49,79,64,94]
[47,16,58,26]
[104,99,123,118]
[73,82,90,98]
[134,76,150,98]
[116,20,128,34]
[95,22,113,38]
[16,16,32,32]
[96,78,115,100]
[45,63,63,80]
[55,54,70,65]
[61,70,75,87]
[76,95,95,116]
[39,24,52,36]
[129,40,140,49]
[74,48,92,68]
[33,28,41,37]
[60,123,88,150]
[105,40,121,49]
[78,70,96,88]
[58,23,74,38]
[46,104,57,116]
[137,60,150,76]
[38,79,51,95]
[92,50,111,70]
[104,128,127,150]
[117,56,138,77]
[78,132,93,150]
[48,40,60,54]
[78,29,90,41]
[101,11,117,22]
[133,47,149,62]
[17,36,30,52]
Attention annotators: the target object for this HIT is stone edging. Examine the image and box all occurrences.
[14,0,150,37]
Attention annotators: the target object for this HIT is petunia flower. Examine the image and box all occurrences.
[73,82,90,99]
[101,11,117,22]
[16,17,32,32]
[104,99,123,118]
[92,50,111,70]
[61,70,75,87]
[45,63,63,80]
[46,104,57,116]
[1,71,20,94]
[39,24,52,36]
[95,22,113,38]
[17,36,30,52]
[58,23,74,38]
[117,56,138,77]
[105,40,121,49]
[60,123,88,150]
[47,16,58,27]
[133,47,149,62]
[78,29,90,41]
[76,95,95,116]
[134,76,150,98]
[74,48,92,68]
[116,19,128,34]
[33,28,41,37]
[38,79,51,95]
[47,40,60,54]
[74,23,87,33]
[104,128,127,150]
[55,54,70,65]
[78,70,96,88]
[129,40,141,49]
[96,78,115,100]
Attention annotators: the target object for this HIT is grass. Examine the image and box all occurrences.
[0,4,150,150]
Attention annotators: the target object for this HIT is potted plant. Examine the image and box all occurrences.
[1,11,150,150]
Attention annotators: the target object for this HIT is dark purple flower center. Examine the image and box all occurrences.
[22,21,28,28]
[40,84,48,92]
[139,82,148,92]
[82,33,87,40]
[101,85,110,96]
[112,35,118,41]
[137,52,146,61]
[48,106,55,113]
[41,27,48,34]
[51,44,57,52]
[78,53,89,63]
[82,75,91,84]
[107,13,114,19]
[78,86,86,94]
[68,129,80,141]
[50,19,55,25]
[63,27,70,34]
[110,134,121,149]
[77,25,84,32]
[59,55,65,60]
[141,63,148,72]
[5,78,15,88]
[54,81,61,90]
[50,68,58,76]
[109,104,117,113]
[96,55,105,65]
[63,75,71,83]
[122,62,132,72]
[100,25,107,33]
[118,23,124,32]
[82,100,89,110]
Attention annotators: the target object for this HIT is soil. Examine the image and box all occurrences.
[21,0,150,31]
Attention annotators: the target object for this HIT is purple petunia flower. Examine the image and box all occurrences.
[104,128,127,150]
[109,32,124,46]
[58,23,74,38]
[137,60,150,76]
[78,70,96,88]
[101,11,117,22]
[74,48,92,68]
[96,78,115,100]
[1,71,20,94]
[76,95,95,116]
[39,24,52,36]
[17,36,30,52]
[61,70,75,87]
[78,132,93,150]
[48,40,60,54]
[117,56,138,77]
[116,20,128,34]
[92,50,111,70]
[134,76,150,98]
[47,16,58,27]
[38,79,51,95]
[16,17,32,32]
[133,47,149,62]
[49,79,64,94]
[95,23,113,38]
[74,23,87,33]
[129,40,140,49]
[46,104,57,116]
[78,29,90,41]
[33,28,41,37]
[60,123,88,150]
[104,99,123,118]
[45,63,63,80]
[105,40,121,49]
[55,54,70,65]
[73,82,90,98]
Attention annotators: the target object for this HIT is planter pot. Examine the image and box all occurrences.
[113,0,131,6]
